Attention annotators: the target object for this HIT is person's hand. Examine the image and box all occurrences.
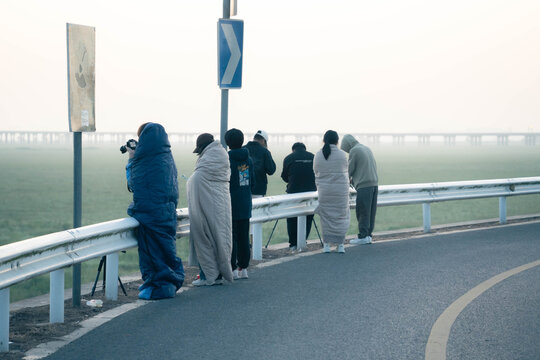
[126,147,135,159]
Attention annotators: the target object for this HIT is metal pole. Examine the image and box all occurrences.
[297,215,307,250]
[252,223,263,260]
[312,218,323,246]
[265,219,280,248]
[50,269,65,323]
[72,132,82,307]
[499,196,507,224]
[105,253,119,301]
[423,203,431,233]
[220,0,231,149]
[0,288,9,352]
[220,89,229,148]
[223,0,230,18]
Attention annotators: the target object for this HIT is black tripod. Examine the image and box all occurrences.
[265,217,323,248]
[91,256,127,296]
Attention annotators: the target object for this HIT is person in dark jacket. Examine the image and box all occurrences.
[281,142,317,250]
[225,128,255,279]
[243,130,276,197]
[125,123,184,300]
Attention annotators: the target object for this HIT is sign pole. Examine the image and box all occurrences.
[67,22,95,307]
[220,0,231,149]
[72,132,82,307]
[221,89,229,148]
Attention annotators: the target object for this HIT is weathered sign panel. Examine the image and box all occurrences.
[67,23,95,132]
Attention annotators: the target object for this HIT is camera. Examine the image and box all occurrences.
[120,139,138,153]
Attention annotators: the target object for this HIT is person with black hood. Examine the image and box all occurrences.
[281,142,317,250]
[243,130,276,197]
[341,134,378,245]
[225,128,255,279]
[125,122,184,300]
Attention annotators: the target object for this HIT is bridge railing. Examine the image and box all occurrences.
[1,177,540,351]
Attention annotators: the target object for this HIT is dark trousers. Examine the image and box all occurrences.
[286,215,314,247]
[231,218,251,270]
[356,186,378,238]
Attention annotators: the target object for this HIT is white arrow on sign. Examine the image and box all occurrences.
[220,23,241,85]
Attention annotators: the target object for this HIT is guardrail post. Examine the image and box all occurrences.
[423,203,431,233]
[297,215,307,250]
[0,288,9,352]
[50,269,64,323]
[105,253,119,301]
[499,196,507,224]
[252,223,263,260]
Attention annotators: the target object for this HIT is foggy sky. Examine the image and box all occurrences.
[1,0,539,134]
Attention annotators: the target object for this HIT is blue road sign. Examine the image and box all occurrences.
[218,19,244,89]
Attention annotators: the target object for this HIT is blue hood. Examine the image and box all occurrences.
[128,122,178,220]
[133,123,172,160]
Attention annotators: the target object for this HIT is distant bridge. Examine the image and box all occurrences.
[0,131,538,146]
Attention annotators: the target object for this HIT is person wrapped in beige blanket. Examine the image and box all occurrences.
[188,133,234,285]
[313,130,350,254]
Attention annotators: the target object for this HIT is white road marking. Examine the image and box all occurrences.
[24,300,149,359]
[425,259,540,360]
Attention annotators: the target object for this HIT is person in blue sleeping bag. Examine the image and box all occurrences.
[125,122,184,299]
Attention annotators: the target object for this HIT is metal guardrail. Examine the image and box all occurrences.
[0,218,139,290]
[245,177,540,258]
[1,177,540,351]
[376,177,540,205]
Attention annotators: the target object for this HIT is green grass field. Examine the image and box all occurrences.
[1,143,539,301]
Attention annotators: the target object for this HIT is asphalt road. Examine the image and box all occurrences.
[45,222,540,360]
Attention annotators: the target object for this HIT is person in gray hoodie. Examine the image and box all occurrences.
[341,134,378,244]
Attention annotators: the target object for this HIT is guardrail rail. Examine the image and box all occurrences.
[1,177,539,351]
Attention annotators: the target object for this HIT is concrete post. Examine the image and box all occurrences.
[499,196,507,224]
[105,253,119,301]
[423,203,431,233]
[297,215,307,250]
[0,288,9,352]
[49,269,64,323]
[252,223,263,260]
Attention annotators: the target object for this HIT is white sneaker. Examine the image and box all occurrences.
[350,236,371,245]
[192,278,208,286]
[240,268,248,279]
[323,243,331,253]
[367,236,373,244]
[337,244,345,253]
[289,246,297,251]
[233,269,239,280]
[193,278,222,286]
